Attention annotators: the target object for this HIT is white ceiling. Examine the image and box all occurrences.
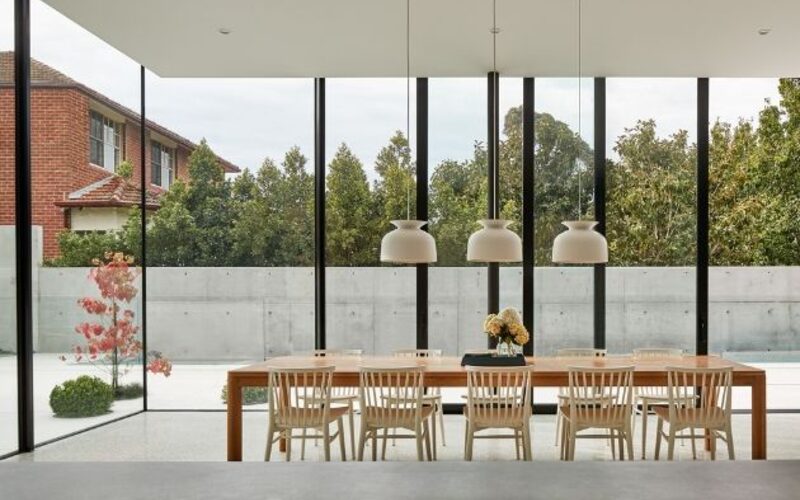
[43,0,800,78]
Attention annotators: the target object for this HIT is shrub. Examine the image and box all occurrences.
[50,375,114,418]
[220,384,269,405]
[114,382,144,400]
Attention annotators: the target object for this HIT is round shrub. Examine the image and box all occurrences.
[220,384,269,406]
[50,375,114,418]
[114,382,144,400]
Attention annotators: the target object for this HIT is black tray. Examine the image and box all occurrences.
[460,353,527,367]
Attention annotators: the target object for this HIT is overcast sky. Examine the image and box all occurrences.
[0,1,782,179]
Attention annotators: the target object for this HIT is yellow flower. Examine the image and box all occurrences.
[483,314,497,332]
[508,322,530,345]
[498,307,522,325]
[487,317,504,336]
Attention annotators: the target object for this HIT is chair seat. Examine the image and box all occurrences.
[362,405,434,428]
[559,404,630,427]
[653,405,727,427]
[464,407,527,428]
[275,406,349,428]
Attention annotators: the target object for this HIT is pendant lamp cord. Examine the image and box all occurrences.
[492,0,497,72]
[576,0,582,219]
[405,0,411,220]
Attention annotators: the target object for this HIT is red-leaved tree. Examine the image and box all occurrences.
[65,252,171,392]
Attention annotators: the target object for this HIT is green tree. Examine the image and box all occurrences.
[372,131,416,240]
[326,143,378,265]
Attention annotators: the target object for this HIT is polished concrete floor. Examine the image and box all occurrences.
[8,412,800,462]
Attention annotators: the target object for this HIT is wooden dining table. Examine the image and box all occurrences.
[226,355,767,461]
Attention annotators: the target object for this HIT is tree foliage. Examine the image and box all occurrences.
[54,79,800,268]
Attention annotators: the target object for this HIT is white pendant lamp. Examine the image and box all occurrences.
[467,219,522,262]
[465,0,522,264]
[379,0,437,264]
[551,0,608,265]
[381,220,437,263]
[552,221,607,263]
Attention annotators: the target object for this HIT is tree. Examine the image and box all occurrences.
[64,252,171,395]
[326,143,378,265]
[372,131,416,239]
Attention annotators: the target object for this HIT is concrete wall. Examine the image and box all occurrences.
[0,227,42,352]
[18,265,800,360]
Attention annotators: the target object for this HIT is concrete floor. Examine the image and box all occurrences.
[7,412,800,462]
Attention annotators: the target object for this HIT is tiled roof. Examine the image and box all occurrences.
[56,175,162,209]
[0,51,240,174]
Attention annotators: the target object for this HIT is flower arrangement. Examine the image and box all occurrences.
[483,307,530,355]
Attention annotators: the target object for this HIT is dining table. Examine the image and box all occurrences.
[226,355,767,461]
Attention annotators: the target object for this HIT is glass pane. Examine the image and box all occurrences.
[428,78,487,356]
[709,78,799,410]
[534,78,594,356]
[606,78,696,354]
[325,78,415,354]
[145,74,313,410]
[0,0,17,455]
[31,0,143,443]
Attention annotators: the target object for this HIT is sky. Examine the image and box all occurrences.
[0,1,782,179]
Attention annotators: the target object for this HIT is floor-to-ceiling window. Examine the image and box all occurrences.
[534,78,595,355]
[324,78,416,354]
[428,78,487,356]
[605,78,696,354]
[144,74,314,409]
[29,0,143,442]
[0,0,17,455]
[709,78,799,409]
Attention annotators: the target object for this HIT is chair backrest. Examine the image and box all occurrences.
[557,348,607,358]
[466,366,534,424]
[313,349,363,357]
[268,366,335,428]
[393,349,443,358]
[359,366,425,428]
[567,366,635,423]
[665,366,733,426]
[633,348,683,359]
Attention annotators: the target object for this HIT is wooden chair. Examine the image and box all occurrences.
[654,366,734,461]
[561,365,635,461]
[299,349,362,460]
[390,349,445,458]
[464,366,534,461]
[264,366,347,462]
[554,348,607,447]
[632,348,686,459]
[358,365,434,461]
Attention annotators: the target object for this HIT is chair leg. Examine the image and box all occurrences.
[322,423,331,462]
[431,408,438,460]
[710,430,717,461]
[438,399,446,447]
[265,421,275,462]
[415,424,425,461]
[371,429,378,461]
[381,427,389,461]
[690,427,697,460]
[626,423,634,461]
[617,429,624,460]
[554,412,562,446]
[285,429,293,462]
[348,402,356,460]
[568,428,577,461]
[654,417,663,461]
[357,425,367,461]
[301,428,307,461]
[726,424,735,460]
[465,423,474,461]
[640,402,649,459]
[423,419,433,461]
[667,428,676,461]
[611,430,617,460]
[560,419,569,460]
[337,417,347,461]
[515,430,521,460]
[522,424,533,461]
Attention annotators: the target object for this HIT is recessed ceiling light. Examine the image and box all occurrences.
[758,28,772,36]
[218,28,232,35]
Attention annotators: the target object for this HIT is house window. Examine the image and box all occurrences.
[89,111,121,171]
[151,141,174,189]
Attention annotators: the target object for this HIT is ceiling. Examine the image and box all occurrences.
[43,0,800,78]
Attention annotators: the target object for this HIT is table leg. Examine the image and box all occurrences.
[752,373,767,460]
[226,374,243,461]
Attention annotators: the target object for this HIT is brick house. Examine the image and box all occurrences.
[0,52,240,259]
